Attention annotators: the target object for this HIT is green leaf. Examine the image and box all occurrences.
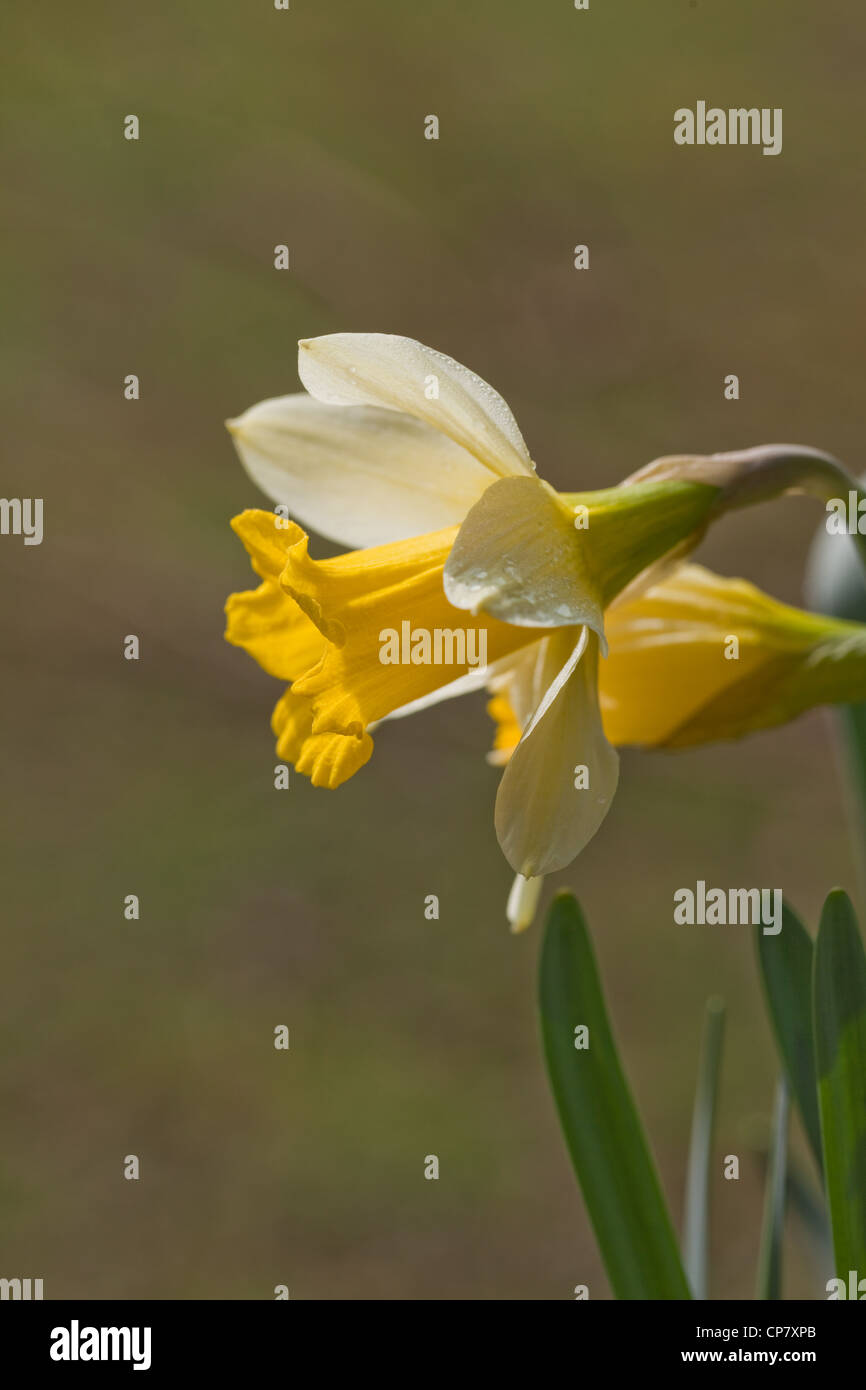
[538,891,691,1300]
[681,998,725,1300]
[813,889,866,1277]
[785,1159,833,1276]
[835,705,866,905]
[755,1078,790,1300]
[756,902,822,1173]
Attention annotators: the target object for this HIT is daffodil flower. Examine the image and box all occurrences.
[225,333,866,926]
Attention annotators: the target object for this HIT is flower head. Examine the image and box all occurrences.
[225,334,866,921]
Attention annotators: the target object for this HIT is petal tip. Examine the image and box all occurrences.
[506,873,544,933]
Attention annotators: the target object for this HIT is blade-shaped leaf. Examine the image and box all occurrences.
[835,704,866,904]
[681,998,725,1300]
[813,889,866,1277]
[756,902,822,1173]
[785,1159,833,1279]
[755,1077,790,1300]
[539,891,691,1300]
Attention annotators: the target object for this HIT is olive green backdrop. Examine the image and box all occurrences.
[2,0,863,1298]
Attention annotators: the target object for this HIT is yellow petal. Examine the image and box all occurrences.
[276,519,537,769]
[225,510,329,679]
[229,507,298,582]
[272,685,314,760]
[225,579,325,681]
[601,563,866,747]
[271,686,373,789]
[487,692,522,765]
[227,508,536,787]
[294,732,374,785]
[277,519,459,644]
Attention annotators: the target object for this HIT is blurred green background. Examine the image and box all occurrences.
[3,0,864,1299]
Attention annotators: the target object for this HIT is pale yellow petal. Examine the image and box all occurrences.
[494,629,620,876]
[227,393,498,547]
[444,476,606,638]
[297,333,534,478]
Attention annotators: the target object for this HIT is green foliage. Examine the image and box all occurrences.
[755,902,822,1173]
[539,891,691,1299]
[541,888,866,1300]
[814,890,866,1278]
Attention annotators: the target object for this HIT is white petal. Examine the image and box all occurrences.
[488,637,558,727]
[444,475,606,642]
[297,333,534,479]
[227,393,498,548]
[494,630,619,876]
